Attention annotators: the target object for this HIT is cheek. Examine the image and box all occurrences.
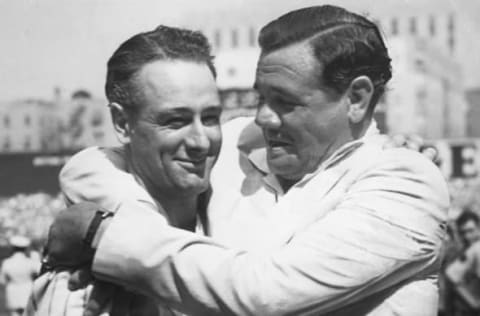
[150,130,186,154]
[207,127,222,155]
[285,111,326,147]
[302,108,346,144]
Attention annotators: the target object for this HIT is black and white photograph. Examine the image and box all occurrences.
[1,0,480,315]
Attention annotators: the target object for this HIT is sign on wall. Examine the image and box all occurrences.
[433,139,480,178]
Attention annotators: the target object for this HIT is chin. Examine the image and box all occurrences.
[268,159,298,175]
[177,178,209,194]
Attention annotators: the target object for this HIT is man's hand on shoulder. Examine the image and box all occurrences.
[383,134,439,163]
[45,202,113,270]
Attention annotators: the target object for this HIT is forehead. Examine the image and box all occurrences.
[255,41,321,91]
[135,60,219,111]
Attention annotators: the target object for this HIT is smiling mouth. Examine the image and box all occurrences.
[176,159,207,171]
[267,139,292,148]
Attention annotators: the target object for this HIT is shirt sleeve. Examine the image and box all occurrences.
[59,146,158,213]
[93,151,449,316]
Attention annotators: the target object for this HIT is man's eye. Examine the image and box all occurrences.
[165,118,188,128]
[272,98,299,112]
[274,97,293,107]
[202,115,220,126]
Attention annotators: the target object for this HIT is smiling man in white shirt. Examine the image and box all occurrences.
[27,25,222,316]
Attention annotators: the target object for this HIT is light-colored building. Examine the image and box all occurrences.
[466,88,480,138]
[1,0,476,151]
[385,36,467,139]
[0,99,61,153]
[57,90,118,150]
[0,90,118,153]
[371,1,480,91]
[184,0,476,138]
[191,0,480,89]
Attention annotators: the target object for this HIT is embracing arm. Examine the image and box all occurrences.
[91,151,449,316]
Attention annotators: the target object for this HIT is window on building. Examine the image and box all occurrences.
[391,18,398,35]
[409,17,417,35]
[448,36,455,54]
[214,29,221,49]
[25,115,31,126]
[231,28,239,48]
[239,90,259,109]
[227,67,237,77]
[3,115,10,127]
[448,14,455,53]
[429,16,436,36]
[3,137,10,150]
[24,137,31,150]
[249,26,256,47]
[41,139,48,151]
[415,58,426,72]
[448,13,455,32]
[221,90,239,109]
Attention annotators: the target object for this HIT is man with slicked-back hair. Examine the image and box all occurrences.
[27,25,222,316]
[45,5,448,316]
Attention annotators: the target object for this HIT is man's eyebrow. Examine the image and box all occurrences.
[203,106,222,112]
[161,108,191,114]
[158,106,221,115]
[257,84,299,101]
[270,86,294,98]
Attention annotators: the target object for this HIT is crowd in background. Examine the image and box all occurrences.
[0,193,64,249]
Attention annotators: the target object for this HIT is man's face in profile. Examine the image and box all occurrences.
[128,60,222,195]
[254,42,352,183]
[459,219,480,246]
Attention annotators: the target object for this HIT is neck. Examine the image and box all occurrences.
[147,185,198,231]
[350,117,372,140]
[157,194,198,231]
[278,177,297,192]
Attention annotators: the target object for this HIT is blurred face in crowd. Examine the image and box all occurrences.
[459,219,480,246]
[122,60,222,197]
[254,42,354,188]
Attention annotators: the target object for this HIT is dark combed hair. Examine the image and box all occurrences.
[456,210,480,228]
[258,5,392,110]
[105,25,216,113]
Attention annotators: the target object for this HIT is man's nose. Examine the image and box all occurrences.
[255,103,281,129]
[185,121,210,154]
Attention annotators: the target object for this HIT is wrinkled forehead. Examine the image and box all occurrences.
[255,41,322,90]
[122,59,220,118]
[257,41,316,72]
[142,60,215,89]
[137,60,218,102]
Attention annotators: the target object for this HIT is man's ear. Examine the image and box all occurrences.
[109,103,132,144]
[346,76,374,124]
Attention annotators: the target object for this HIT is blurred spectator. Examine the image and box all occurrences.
[439,223,463,316]
[0,236,39,316]
[445,210,480,315]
